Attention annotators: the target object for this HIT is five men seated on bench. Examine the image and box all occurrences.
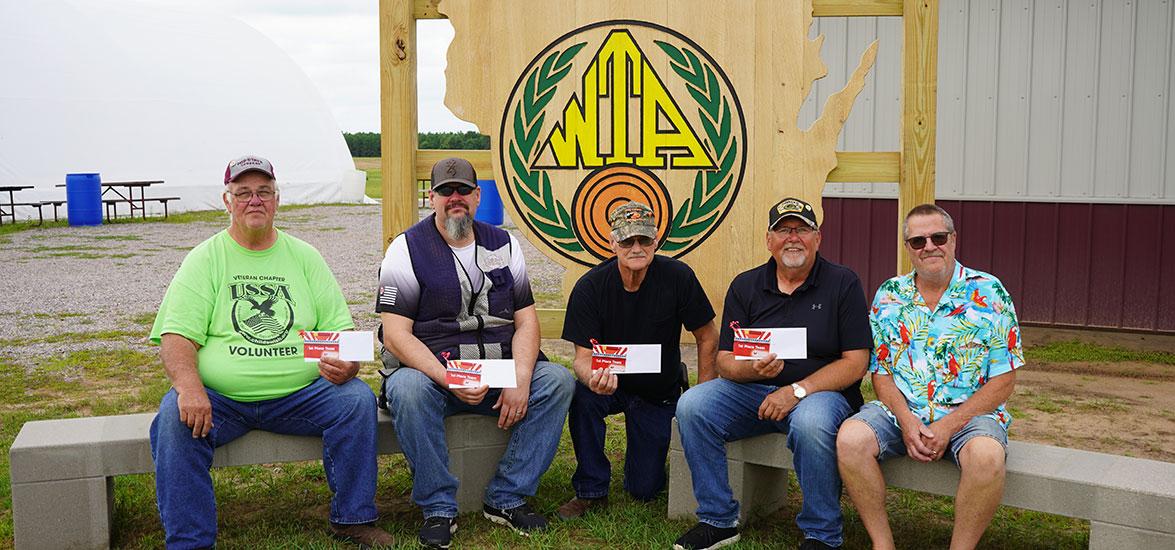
[144,154,1021,549]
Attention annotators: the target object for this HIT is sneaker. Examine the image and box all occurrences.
[556,496,609,520]
[418,516,457,549]
[329,522,395,548]
[482,502,549,535]
[672,522,740,550]
[798,538,839,550]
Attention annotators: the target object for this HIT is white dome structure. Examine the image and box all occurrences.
[0,0,365,218]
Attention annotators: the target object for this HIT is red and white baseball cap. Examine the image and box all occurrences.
[224,155,276,184]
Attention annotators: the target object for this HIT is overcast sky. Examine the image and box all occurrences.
[143,0,477,133]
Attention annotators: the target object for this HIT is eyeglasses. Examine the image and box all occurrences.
[617,235,655,249]
[772,225,816,236]
[435,185,475,197]
[905,232,951,250]
[228,189,276,202]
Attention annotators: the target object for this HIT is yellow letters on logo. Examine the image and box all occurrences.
[540,30,714,169]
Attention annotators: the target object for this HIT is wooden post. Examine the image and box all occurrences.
[899,0,938,274]
[380,0,418,250]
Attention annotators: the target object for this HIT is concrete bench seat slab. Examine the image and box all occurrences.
[10,410,508,550]
[666,420,1175,549]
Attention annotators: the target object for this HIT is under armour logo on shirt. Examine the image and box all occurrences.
[812,304,822,310]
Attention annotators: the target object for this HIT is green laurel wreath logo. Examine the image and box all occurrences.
[506,37,739,255]
[655,40,739,251]
[508,42,587,253]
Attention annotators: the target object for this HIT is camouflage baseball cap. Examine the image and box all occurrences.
[608,201,658,241]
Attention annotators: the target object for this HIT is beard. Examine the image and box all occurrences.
[444,213,473,241]
[780,249,807,268]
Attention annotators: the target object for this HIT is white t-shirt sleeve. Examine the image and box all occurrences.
[375,235,421,318]
[509,234,535,309]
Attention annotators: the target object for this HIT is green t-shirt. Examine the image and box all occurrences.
[150,229,354,401]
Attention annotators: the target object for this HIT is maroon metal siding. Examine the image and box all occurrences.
[818,198,1175,333]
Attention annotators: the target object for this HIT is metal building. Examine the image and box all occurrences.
[803,0,1175,333]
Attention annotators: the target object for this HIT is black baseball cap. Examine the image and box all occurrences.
[768,197,819,230]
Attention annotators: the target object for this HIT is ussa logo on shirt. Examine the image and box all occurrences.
[229,280,295,346]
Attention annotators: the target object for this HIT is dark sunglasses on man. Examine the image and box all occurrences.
[905,231,951,250]
[435,184,475,197]
[617,235,655,249]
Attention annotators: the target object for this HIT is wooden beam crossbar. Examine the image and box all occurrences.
[413,0,905,19]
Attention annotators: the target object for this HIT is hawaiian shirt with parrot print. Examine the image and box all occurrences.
[868,262,1024,430]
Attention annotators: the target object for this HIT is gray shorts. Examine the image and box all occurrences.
[848,402,1008,468]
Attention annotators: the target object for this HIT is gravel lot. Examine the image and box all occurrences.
[0,204,568,362]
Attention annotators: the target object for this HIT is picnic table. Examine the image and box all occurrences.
[99,180,164,220]
[0,185,35,225]
[54,180,179,221]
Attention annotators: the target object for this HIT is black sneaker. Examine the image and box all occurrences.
[798,538,839,550]
[482,502,549,535]
[673,522,740,550]
[418,516,457,549]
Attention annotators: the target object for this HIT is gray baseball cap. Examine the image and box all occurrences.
[430,157,478,190]
[224,155,276,184]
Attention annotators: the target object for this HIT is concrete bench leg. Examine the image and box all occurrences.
[444,416,510,514]
[12,476,113,550]
[1090,521,1175,549]
[667,448,789,524]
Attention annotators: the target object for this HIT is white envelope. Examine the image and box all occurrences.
[338,331,375,361]
[600,344,662,374]
[734,327,807,360]
[447,359,518,388]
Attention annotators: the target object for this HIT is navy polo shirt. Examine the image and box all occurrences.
[718,254,872,409]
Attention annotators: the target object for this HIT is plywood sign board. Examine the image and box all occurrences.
[441,0,876,308]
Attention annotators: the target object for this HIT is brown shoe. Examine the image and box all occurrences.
[557,496,608,520]
[330,522,395,548]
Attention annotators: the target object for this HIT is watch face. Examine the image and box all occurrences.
[793,384,806,399]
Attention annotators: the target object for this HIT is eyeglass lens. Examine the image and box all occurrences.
[436,185,474,197]
[906,232,950,250]
[619,236,654,248]
[774,226,814,236]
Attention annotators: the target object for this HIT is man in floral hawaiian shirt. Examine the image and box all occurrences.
[837,203,1024,550]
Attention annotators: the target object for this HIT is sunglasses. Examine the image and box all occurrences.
[617,235,655,249]
[435,185,475,197]
[905,232,951,250]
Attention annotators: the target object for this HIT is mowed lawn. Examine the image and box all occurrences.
[0,333,1111,548]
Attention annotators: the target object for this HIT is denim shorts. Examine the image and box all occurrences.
[848,402,1007,467]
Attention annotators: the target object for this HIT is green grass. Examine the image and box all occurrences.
[1025,340,1175,365]
[364,167,383,199]
[0,347,1091,549]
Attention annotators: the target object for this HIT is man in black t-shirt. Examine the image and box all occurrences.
[672,197,872,550]
[558,201,717,520]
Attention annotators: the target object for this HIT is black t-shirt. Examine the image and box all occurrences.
[562,255,715,402]
[718,254,872,410]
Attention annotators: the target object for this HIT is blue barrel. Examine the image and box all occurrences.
[474,179,503,226]
[66,173,103,226]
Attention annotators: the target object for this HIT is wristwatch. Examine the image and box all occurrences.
[791,383,807,400]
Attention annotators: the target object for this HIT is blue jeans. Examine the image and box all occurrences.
[568,382,676,500]
[849,402,1008,467]
[150,377,379,550]
[383,361,573,518]
[676,379,854,547]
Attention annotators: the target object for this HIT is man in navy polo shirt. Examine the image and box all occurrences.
[673,197,872,550]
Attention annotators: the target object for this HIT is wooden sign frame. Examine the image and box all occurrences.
[379,0,938,326]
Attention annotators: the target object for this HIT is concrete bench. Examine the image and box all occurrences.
[9,411,508,550]
[667,421,1175,549]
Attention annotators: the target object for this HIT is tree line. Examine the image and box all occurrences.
[344,131,490,157]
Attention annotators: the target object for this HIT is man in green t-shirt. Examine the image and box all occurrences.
[149,156,392,549]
